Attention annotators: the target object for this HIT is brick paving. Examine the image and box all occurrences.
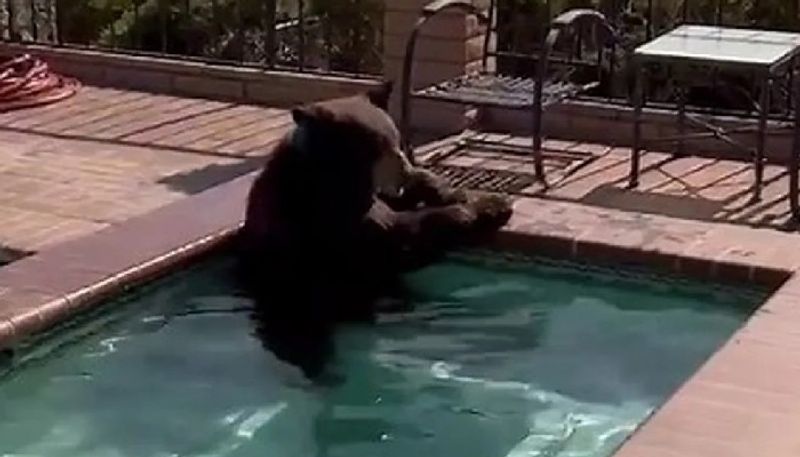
[0,86,290,252]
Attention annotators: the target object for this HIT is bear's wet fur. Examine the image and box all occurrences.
[238,82,512,379]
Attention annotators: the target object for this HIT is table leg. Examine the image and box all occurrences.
[676,74,687,156]
[629,64,644,189]
[792,66,800,221]
[754,75,771,202]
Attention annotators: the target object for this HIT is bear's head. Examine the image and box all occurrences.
[290,81,413,199]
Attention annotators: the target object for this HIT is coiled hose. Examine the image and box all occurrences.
[0,54,80,112]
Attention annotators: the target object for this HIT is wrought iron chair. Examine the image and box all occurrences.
[401,0,619,187]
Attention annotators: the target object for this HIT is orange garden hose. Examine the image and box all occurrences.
[0,54,80,112]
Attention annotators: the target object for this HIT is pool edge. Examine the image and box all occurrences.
[0,171,253,349]
[1,175,799,456]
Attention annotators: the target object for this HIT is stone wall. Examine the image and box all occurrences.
[0,43,381,108]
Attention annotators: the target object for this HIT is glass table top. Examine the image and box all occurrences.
[635,25,800,68]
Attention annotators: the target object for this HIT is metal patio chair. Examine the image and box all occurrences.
[400,0,619,188]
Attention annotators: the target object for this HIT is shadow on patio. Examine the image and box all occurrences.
[417,133,798,231]
[0,86,291,252]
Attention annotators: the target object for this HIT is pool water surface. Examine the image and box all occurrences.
[0,252,764,457]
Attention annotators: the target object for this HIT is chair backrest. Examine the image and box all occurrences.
[486,0,619,79]
[485,0,553,64]
[486,0,624,57]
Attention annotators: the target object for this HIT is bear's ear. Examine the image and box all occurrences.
[291,105,314,126]
[366,80,393,111]
[292,104,334,127]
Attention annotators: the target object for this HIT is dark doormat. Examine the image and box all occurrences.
[420,134,605,194]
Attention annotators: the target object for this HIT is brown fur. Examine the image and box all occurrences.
[238,83,512,379]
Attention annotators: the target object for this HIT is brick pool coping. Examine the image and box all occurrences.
[1,171,800,456]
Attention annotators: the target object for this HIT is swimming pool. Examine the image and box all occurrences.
[0,252,764,457]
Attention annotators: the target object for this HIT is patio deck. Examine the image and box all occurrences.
[2,84,799,256]
[0,86,291,253]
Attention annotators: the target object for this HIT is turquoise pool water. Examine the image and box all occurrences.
[0,252,763,457]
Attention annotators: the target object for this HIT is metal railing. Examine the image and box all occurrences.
[2,0,798,116]
[0,0,384,76]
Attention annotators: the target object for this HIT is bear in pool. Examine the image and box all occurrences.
[238,82,512,378]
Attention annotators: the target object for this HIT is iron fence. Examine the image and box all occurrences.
[496,0,800,118]
[0,0,384,76]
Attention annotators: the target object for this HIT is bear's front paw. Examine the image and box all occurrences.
[417,203,478,232]
[466,192,513,230]
[405,168,467,206]
[438,203,478,226]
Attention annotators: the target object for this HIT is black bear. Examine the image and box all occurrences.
[238,82,512,379]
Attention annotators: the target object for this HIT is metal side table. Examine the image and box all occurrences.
[629,25,800,220]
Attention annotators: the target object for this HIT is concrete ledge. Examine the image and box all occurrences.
[0,43,383,107]
[13,44,789,162]
[0,170,254,350]
[483,99,796,162]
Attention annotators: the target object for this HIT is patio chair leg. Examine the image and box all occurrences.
[532,69,547,188]
[791,66,800,221]
[400,90,416,166]
[754,76,771,203]
[676,74,687,157]
[629,64,644,189]
[532,130,547,187]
